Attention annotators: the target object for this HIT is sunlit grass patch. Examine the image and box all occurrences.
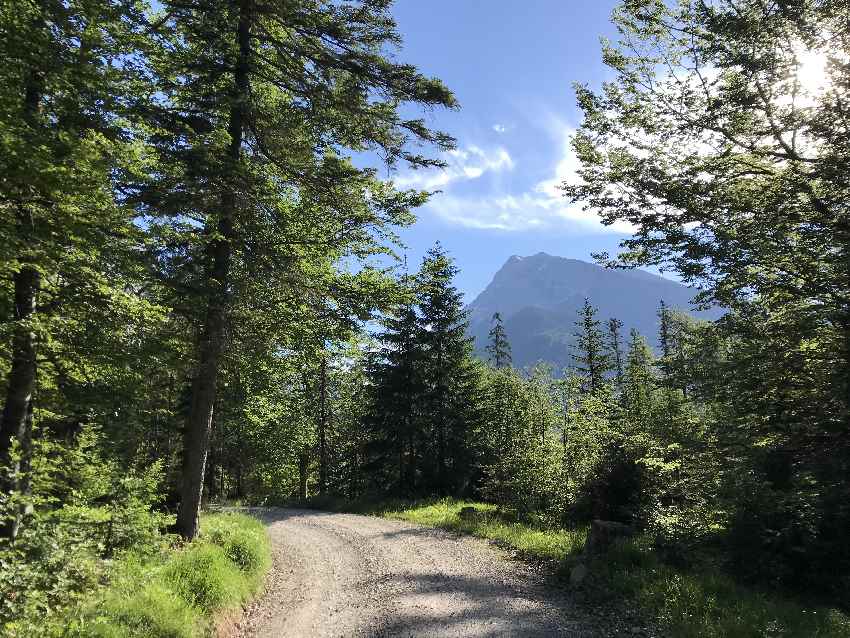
[380,498,586,561]
[63,512,271,638]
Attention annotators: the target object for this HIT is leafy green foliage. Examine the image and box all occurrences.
[565,0,850,597]
[0,428,174,636]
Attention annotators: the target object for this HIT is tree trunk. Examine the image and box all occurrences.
[0,264,40,541]
[176,0,249,541]
[318,356,327,495]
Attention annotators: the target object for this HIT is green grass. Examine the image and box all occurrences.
[63,512,271,638]
[338,497,850,638]
[381,498,587,561]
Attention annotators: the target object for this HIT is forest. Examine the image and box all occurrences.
[1,0,848,636]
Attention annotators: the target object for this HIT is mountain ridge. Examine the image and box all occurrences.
[466,252,720,370]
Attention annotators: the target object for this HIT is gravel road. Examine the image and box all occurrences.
[231,508,595,638]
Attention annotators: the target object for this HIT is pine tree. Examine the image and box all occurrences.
[364,278,425,494]
[657,300,673,385]
[417,244,481,495]
[486,312,512,368]
[623,329,655,432]
[572,298,610,394]
[565,0,850,587]
[141,0,457,539]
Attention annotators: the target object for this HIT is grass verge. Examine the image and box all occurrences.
[62,512,271,638]
[308,496,850,638]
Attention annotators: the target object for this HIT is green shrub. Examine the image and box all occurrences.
[52,512,271,638]
[595,536,850,638]
[0,429,175,636]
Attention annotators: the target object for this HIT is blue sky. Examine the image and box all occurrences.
[383,0,628,302]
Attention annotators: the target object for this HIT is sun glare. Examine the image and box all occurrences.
[795,47,829,96]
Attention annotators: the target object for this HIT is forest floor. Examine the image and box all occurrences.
[227,508,611,637]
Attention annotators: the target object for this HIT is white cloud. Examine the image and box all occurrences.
[492,123,507,134]
[422,122,635,234]
[392,145,514,191]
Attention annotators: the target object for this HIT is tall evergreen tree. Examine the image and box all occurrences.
[140,0,457,538]
[565,0,850,590]
[417,244,481,495]
[486,312,512,368]
[0,0,150,539]
[608,317,625,390]
[657,300,674,386]
[572,298,610,394]
[364,279,425,494]
[623,329,655,432]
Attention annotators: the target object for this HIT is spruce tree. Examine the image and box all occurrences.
[0,0,149,539]
[486,312,512,368]
[657,300,673,385]
[417,244,481,495]
[141,0,457,538]
[364,279,425,494]
[565,0,850,586]
[572,298,610,394]
[623,329,655,433]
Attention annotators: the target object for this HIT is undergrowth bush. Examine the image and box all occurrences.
[82,582,198,638]
[0,428,173,636]
[163,543,247,613]
[203,512,271,586]
[1,507,269,638]
[64,512,270,638]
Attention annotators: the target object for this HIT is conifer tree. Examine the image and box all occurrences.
[565,0,850,586]
[572,298,610,394]
[141,0,457,538]
[623,329,655,432]
[657,300,673,386]
[364,280,424,494]
[486,312,512,368]
[417,244,481,495]
[608,317,625,390]
[0,0,149,539]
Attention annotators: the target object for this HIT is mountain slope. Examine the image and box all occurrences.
[467,252,720,370]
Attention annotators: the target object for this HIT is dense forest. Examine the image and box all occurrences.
[1,0,848,635]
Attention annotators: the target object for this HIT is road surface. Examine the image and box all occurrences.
[231,508,595,637]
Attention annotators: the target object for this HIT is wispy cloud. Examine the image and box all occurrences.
[421,122,635,234]
[492,123,508,134]
[392,145,514,191]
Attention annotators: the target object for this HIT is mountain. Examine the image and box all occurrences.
[466,252,721,370]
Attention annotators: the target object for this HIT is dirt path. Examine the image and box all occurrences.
[231,508,595,637]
